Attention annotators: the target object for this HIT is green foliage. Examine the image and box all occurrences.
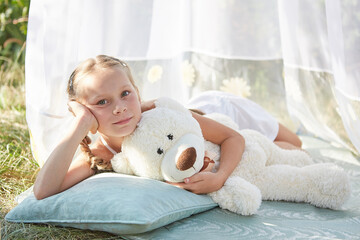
[0,1,29,111]
[0,0,30,68]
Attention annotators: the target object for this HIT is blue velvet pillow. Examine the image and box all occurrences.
[5,173,217,234]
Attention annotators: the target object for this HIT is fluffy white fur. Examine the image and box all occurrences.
[111,97,351,215]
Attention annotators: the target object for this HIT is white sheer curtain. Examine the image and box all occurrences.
[26,0,360,166]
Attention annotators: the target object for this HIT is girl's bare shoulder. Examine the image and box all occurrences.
[90,138,114,161]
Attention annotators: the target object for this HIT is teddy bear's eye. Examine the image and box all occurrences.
[167,134,173,140]
[157,148,164,155]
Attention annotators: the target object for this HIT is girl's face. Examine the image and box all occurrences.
[77,67,141,140]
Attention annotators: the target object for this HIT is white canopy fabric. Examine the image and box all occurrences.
[26,0,360,166]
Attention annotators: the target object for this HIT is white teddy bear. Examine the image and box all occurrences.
[111,97,351,215]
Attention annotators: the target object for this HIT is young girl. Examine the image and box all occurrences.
[33,55,246,199]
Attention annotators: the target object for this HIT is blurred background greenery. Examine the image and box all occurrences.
[0,0,29,111]
[0,0,28,68]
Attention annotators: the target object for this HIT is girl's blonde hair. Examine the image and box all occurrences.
[67,55,139,100]
[67,55,139,174]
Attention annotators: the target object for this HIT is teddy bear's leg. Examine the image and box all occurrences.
[241,129,313,167]
[266,146,313,167]
[303,163,351,209]
[252,165,309,202]
[208,176,262,216]
[252,163,350,209]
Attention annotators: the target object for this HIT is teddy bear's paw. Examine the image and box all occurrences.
[305,163,351,209]
[110,153,134,175]
[209,176,261,215]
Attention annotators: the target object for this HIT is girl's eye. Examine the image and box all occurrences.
[121,91,130,97]
[97,99,108,105]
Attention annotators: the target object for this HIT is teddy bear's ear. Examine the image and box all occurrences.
[111,152,134,175]
[154,97,191,115]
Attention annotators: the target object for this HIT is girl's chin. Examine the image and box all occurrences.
[105,125,137,137]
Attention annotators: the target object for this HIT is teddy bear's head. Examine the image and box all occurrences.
[111,97,204,182]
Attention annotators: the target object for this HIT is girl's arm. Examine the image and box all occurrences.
[170,112,245,194]
[33,101,98,200]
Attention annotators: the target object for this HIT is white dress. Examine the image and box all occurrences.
[186,91,279,141]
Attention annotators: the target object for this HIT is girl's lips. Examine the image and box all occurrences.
[113,117,132,125]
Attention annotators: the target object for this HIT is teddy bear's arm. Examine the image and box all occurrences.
[111,152,135,175]
[204,140,221,162]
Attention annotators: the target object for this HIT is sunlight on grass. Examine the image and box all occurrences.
[1,221,120,240]
[0,108,38,210]
[0,50,37,212]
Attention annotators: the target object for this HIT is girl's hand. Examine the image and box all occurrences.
[67,101,99,134]
[141,99,156,112]
[167,171,227,194]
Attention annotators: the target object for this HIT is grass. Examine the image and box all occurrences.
[0,58,123,239]
[0,56,36,213]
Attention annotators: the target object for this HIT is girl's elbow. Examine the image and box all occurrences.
[233,131,245,142]
[228,131,245,148]
[236,133,245,147]
[33,187,46,200]
[33,185,54,200]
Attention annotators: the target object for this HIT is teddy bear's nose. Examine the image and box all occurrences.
[176,147,197,171]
